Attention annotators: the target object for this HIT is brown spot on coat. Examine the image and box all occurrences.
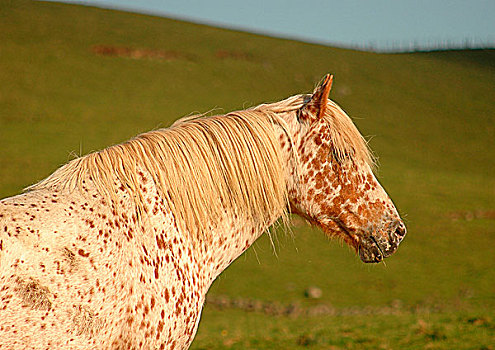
[14,277,52,311]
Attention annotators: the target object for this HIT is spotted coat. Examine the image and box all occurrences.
[0,75,405,349]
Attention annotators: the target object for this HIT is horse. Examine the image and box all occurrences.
[0,75,406,349]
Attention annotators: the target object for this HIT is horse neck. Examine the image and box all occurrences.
[192,116,299,283]
[196,213,280,283]
[121,167,283,290]
[95,115,297,289]
[272,110,302,201]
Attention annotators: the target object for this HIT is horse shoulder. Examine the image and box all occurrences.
[0,189,132,348]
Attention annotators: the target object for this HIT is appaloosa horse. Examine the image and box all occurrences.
[0,75,406,349]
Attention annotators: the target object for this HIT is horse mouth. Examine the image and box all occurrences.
[315,217,404,264]
[358,235,398,263]
[358,236,385,263]
[330,220,385,263]
[318,219,385,263]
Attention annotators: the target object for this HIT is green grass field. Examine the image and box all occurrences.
[1,1,494,348]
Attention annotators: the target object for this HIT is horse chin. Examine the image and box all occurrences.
[320,223,388,264]
[315,219,399,264]
[358,239,385,263]
[358,234,398,263]
[319,220,361,252]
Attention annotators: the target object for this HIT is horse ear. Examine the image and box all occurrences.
[302,74,333,122]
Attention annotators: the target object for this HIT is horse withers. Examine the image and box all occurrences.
[0,75,405,349]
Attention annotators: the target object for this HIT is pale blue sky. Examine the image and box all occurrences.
[53,0,494,51]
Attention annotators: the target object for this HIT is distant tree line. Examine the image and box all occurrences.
[343,36,495,53]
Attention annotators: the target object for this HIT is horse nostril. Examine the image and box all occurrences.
[395,222,407,238]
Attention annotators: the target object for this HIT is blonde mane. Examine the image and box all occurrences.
[320,99,374,167]
[257,94,373,167]
[29,108,291,241]
[28,94,371,241]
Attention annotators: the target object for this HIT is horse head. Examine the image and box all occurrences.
[283,75,406,263]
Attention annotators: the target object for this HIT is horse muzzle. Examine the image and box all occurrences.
[358,220,407,263]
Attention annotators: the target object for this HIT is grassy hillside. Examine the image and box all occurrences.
[1,1,494,348]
